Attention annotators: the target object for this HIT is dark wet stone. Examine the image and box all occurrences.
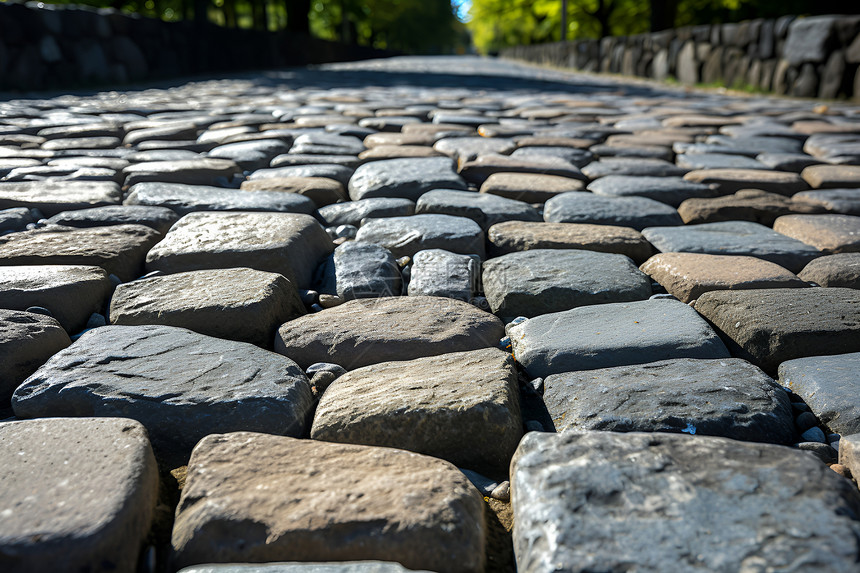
[508,298,729,378]
[587,175,719,207]
[356,214,485,259]
[46,205,179,234]
[544,357,796,443]
[348,157,466,201]
[12,324,314,462]
[415,189,541,230]
[315,241,402,299]
[543,192,683,231]
[317,198,415,227]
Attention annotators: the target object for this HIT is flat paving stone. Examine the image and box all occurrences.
[109,268,305,347]
[792,189,860,215]
[798,253,860,288]
[206,139,293,171]
[779,352,860,436]
[683,168,809,195]
[483,249,651,319]
[511,431,860,573]
[274,296,504,370]
[240,176,347,207]
[587,175,718,207]
[125,182,316,216]
[12,324,314,461]
[315,241,402,299]
[317,197,415,227]
[487,221,653,262]
[677,189,827,225]
[543,357,796,443]
[355,214,485,259]
[0,417,159,573]
[415,189,541,230]
[0,265,112,332]
[348,157,466,201]
[46,205,179,234]
[642,221,822,273]
[543,191,683,230]
[773,214,860,254]
[508,298,729,378]
[676,153,770,171]
[433,136,515,161]
[801,164,860,188]
[756,152,822,172]
[123,158,242,187]
[640,253,807,303]
[0,309,70,406]
[171,433,485,572]
[311,347,522,476]
[581,157,689,179]
[407,249,477,301]
[145,212,333,288]
[479,172,584,203]
[459,153,586,185]
[249,164,353,186]
[694,288,860,373]
[0,181,122,216]
[0,224,161,281]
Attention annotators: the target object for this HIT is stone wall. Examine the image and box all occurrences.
[0,1,393,92]
[500,15,860,100]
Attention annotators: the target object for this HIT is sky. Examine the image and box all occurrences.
[452,0,472,22]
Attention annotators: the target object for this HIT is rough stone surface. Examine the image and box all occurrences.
[0,207,35,234]
[774,214,860,254]
[678,189,826,226]
[171,433,485,572]
[125,182,316,216]
[487,221,653,262]
[683,168,809,195]
[109,268,305,347]
[543,192,682,230]
[275,296,504,370]
[0,265,112,332]
[798,253,860,288]
[145,212,333,288]
[46,205,179,234]
[415,189,540,231]
[779,352,860,436]
[315,241,402,299]
[587,175,718,207]
[480,172,584,203]
[459,153,586,185]
[694,288,860,373]
[0,309,70,406]
[508,299,729,378]
[12,325,314,460]
[543,358,796,443]
[511,431,860,573]
[355,214,485,259]
[240,176,346,207]
[0,417,159,573]
[407,249,477,300]
[642,221,822,273]
[311,348,522,476]
[177,564,429,573]
[348,157,466,201]
[0,224,161,281]
[483,249,652,318]
[122,158,242,187]
[317,198,415,227]
[640,253,807,303]
[793,189,860,215]
[801,165,860,189]
[0,181,122,216]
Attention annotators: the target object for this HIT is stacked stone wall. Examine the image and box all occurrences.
[0,1,393,91]
[501,15,860,100]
